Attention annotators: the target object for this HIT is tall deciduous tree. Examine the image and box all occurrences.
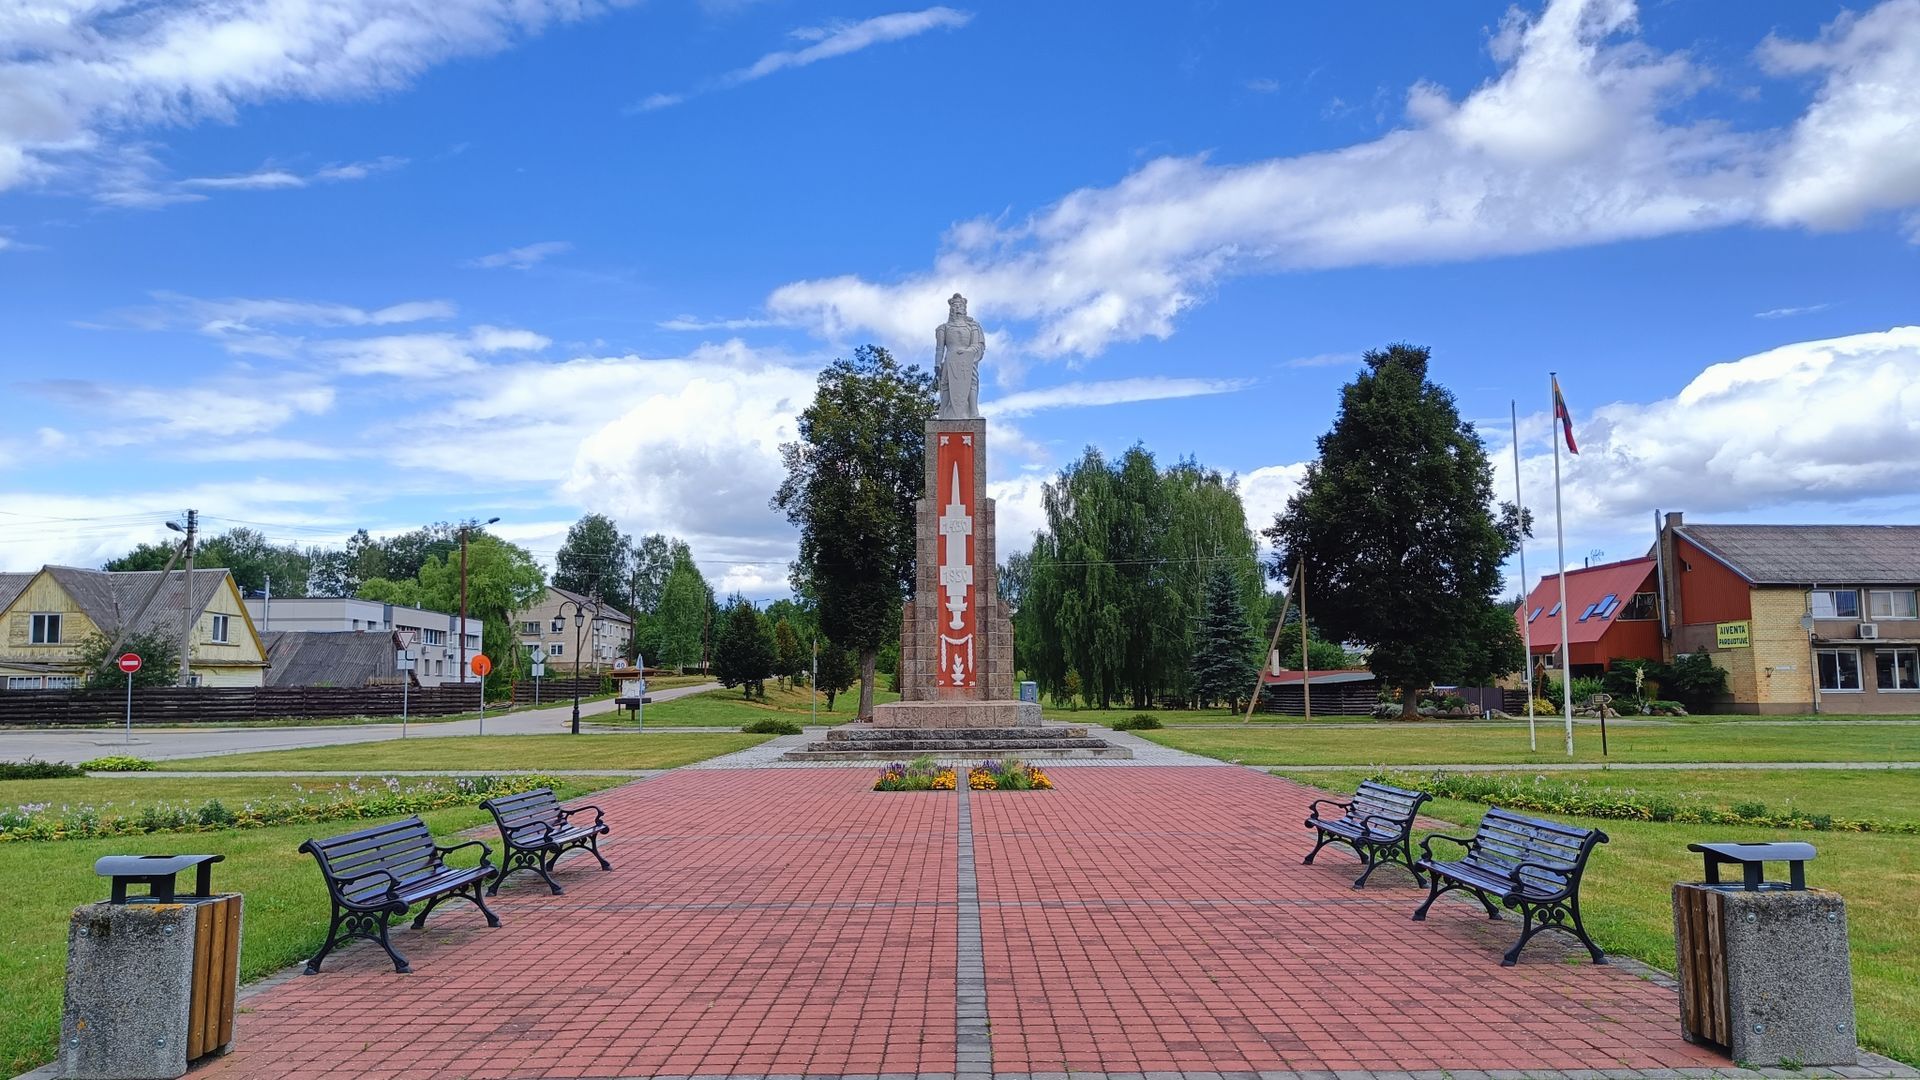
[629,533,676,614]
[356,535,546,628]
[713,597,774,698]
[772,345,935,719]
[655,545,713,671]
[1262,343,1524,714]
[554,514,634,610]
[1189,563,1261,711]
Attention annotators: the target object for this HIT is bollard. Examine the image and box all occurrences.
[63,855,242,1080]
[1672,842,1855,1068]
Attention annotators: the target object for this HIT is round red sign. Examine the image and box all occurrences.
[469,654,493,677]
[117,653,143,674]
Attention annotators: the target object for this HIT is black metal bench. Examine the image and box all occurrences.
[298,816,499,973]
[1412,806,1609,965]
[481,787,611,895]
[1303,779,1431,887]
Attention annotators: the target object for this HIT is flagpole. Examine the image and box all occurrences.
[1513,400,1535,752]
[1551,374,1574,757]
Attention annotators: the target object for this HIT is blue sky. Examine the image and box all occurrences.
[2,0,1917,597]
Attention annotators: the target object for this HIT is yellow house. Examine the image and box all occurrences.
[0,566,268,689]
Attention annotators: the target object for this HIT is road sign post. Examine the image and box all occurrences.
[471,654,493,735]
[117,653,142,745]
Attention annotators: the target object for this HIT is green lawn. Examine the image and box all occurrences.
[151,732,770,773]
[1144,721,1920,765]
[603,682,899,728]
[0,776,626,1075]
[1273,767,1920,1065]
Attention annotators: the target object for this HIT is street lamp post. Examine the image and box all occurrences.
[458,516,501,688]
[553,598,594,735]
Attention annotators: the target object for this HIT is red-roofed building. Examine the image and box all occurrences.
[1516,557,1663,677]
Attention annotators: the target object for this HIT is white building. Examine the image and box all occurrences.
[241,596,482,686]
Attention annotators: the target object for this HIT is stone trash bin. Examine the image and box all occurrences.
[62,854,242,1080]
[1672,842,1856,1068]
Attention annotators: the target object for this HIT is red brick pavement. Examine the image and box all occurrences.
[195,764,1726,1078]
[200,771,957,1079]
[973,766,1724,1075]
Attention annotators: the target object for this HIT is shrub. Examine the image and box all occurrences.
[0,774,560,843]
[1660,652,1730,710]
[78,755,154,772]
[1356,769,1915,835]
[0,760,83,781]
[742,718,803,735]
[1111,714,1162,731]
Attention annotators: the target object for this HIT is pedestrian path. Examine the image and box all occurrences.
[186,765,1911,1079]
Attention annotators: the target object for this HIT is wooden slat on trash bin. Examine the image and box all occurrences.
[216,896,241,1050]
[188,902,215,1059]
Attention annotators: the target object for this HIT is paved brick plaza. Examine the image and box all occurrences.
[200,766,1736,1079]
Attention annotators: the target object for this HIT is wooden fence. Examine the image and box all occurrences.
[1257,681,1380,716]
[0,684,481,727]
[510,675,610,704]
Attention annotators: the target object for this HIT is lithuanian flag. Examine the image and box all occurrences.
[1552,375,1579,455]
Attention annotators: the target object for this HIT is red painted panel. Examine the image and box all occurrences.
[1675,537,1753,625]
[933,433,977,689]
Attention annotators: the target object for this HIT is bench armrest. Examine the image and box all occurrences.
[1356,812,1410,836]
[1305,798,1351,820]
[436,838,495,866]
[1418,833,1477,862]
[506,820,556,844]
[327,868,402,906]
[1507,860,1574,892]
[559,803,606,827]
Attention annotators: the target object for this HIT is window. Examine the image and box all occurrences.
[463,633,480,649]
[1868,590,1918,619]
[519,621,541,635]
[29,613,61,644]
[1527,607,1543,623]
[1595,593,1619,618]
[1619,592,1660,620]
[549,643,564,656]
[1817,648,1863,692]
[44,676,77,690]
[1876,648,1919,691]
[422,628,445,645]
[1578,603,1598,622]
[6,676,42,690]
[1547,601,1562,617]
[1812,589,1860,619]
[210,614,230,643]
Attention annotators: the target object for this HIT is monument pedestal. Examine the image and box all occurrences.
[787,391,1123,760]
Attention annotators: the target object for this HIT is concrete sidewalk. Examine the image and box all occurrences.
[0,681,719,763]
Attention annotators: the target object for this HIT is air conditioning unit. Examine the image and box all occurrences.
[1859,623,1879,640]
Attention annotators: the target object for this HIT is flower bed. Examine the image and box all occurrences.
[968,759,1053,791]
[0,774,563,843]
[873,758,957,791]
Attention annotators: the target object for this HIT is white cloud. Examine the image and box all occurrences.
[1285,352,1361,369]
[1244,78,1280,94]
[1239,463,1308,543]
[658,314,778,331]
[318,326,550,377]
[982,376,1249,418]
[168,157,406,198]
[1755,303,1833,319]
[767,0,1920,363]
[635,6,971,110]
[21,376,336,444]
[1760,0,1920,231]
[0,0,619,197]
[465,241,573,270]
[110,293,456,335]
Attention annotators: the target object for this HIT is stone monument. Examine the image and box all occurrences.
[786,295,1125,758]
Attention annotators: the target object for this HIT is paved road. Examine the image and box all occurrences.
[2,681,721,763]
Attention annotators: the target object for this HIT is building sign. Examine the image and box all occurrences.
[934,432,976,689]
[1716,620,1752,649]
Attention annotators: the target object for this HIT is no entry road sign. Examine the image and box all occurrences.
[117,653,142,674]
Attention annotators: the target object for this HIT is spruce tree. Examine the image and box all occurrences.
[714,598,775,698]
[1189,563,1260,710]
[1263,344,1524,715]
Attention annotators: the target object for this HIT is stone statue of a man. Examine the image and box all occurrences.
[934,293,984,419]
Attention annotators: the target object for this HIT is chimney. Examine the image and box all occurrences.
[1269,649,1281,675]
[1658,509,1685,652]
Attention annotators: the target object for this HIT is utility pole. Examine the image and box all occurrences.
[1298,558,1311,722]
[176,509,197,686]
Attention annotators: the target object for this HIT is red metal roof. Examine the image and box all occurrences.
[1516,557,1658,650]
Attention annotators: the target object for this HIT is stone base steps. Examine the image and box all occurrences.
[782,724,1133,761]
